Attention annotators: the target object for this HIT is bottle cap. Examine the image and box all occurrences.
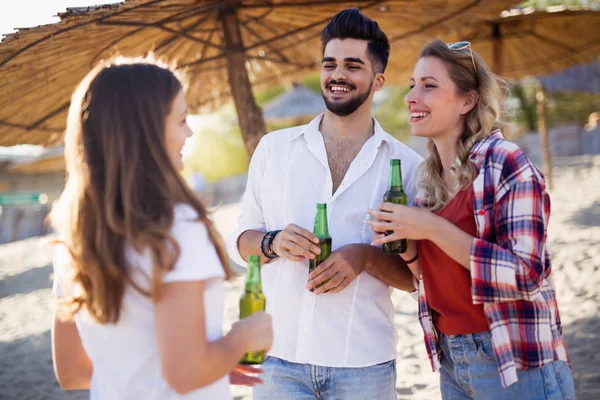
[248,255,260,263]
[390,159,401,165]
[316,203,327,209]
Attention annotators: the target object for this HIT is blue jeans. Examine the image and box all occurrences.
[439,332,575,400]
[253,356,397,400]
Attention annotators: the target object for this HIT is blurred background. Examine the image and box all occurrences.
[0,1,598,399]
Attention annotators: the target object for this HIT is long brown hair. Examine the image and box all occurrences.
[51,56,233,324]
[416,40,504,211]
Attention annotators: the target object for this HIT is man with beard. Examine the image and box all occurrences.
[226,8,422,399]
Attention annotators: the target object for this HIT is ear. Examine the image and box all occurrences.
[460,90,478,115]
[373,73,386,92]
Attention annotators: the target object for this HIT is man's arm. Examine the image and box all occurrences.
[307,244,414,293]
[363,246,414,291]
[237,229,275,266]
[238,225,322,265]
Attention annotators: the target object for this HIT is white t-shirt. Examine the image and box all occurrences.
[53,204,232,400]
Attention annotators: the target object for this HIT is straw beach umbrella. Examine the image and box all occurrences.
[0,0,519,155]
[449,7,600,78]
[436,7,600,188]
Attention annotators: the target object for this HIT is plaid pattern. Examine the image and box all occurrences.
[415,131,569,387]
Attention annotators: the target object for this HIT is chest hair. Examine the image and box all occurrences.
[323,136,368,194]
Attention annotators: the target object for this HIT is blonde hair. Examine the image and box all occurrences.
[417,40,504,211]
[51,57,233,324]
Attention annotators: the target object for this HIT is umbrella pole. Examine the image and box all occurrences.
[220,8,266,157]
[536,81,553,190]
[492,23,503,77]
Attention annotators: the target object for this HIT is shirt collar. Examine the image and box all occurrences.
[470,129,504,156]
[289,113,391,149]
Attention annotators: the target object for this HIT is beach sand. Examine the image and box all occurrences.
[0,154,598,399]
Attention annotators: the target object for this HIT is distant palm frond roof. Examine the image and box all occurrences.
[263,83,324,120]
[538,60,600,93]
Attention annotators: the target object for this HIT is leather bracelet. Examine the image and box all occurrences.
[400,253,419,264]
[261,230,281,259]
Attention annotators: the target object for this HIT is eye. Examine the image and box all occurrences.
[425,84,436,89]
[348,65,360,70]
[323,64,335,69]
[409,84,415,89]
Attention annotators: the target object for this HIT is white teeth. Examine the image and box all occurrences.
[411,112,429,118]
[331,85,351,92]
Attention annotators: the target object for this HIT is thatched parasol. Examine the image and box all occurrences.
[435,7,600,189]
[0,0,518,155]
[442,7,600,79]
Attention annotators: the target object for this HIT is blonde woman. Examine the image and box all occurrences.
[367,40,574,399]
[50,57,272,399]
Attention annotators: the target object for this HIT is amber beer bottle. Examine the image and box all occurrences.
[308,203,332,291]
[239,255,266,364]
[383,159,407,254]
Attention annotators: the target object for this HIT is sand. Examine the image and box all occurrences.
[0,154,598,399]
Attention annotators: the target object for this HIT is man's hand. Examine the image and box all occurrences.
[306,244,366,294]
[273,224,321,262]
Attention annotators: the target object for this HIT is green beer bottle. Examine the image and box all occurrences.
[239,255,266,364]
[383,159,408,254]
[308,203,332,292]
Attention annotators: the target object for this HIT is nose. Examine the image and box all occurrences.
[330,65,347,81]
[405,86,418,107]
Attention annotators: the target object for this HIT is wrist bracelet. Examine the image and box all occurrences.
[261,230,281,259]
[401,253,419,264]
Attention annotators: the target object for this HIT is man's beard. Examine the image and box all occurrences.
[322,79,373,117]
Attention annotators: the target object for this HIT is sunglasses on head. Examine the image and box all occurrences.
[447,41,478,78]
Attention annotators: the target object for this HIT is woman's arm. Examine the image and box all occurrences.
[51,312,93,390]
[368,176,550,302]
[155,279,272,395]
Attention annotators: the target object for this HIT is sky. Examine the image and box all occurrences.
[0,0,118,35]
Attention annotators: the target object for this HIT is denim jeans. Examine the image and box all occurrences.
[439,332,575,400]
[253,356,397,400]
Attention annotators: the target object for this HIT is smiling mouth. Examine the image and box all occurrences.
[328,84,353,94]
[410,111,430,122]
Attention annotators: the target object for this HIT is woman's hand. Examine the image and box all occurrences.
[229,364,264,386]
[366,202,439,243]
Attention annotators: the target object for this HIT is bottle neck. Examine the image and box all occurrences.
[388,162,404,192]
[313,208,330,238]
[245,263,262,292]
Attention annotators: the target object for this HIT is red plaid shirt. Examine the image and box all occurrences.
[415,131,569,387]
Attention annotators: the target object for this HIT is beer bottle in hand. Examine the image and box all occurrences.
[308,203,332,292]
[383,159,407,254]
[239,255,266,364]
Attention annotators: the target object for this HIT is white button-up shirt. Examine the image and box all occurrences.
[227,114,423,367]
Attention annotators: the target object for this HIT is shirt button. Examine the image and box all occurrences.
[469,154,477,160]
[477,210,485,215]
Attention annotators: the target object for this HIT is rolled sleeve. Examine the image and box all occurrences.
[470,177,549,303]
[225,137,268,268]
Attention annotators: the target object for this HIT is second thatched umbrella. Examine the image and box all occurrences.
[436,7,600,188]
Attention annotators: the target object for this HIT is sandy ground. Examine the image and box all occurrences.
[0,154,598,400]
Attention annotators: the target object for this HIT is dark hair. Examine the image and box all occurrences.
[321,8,390,73]
[51,56,233,324]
